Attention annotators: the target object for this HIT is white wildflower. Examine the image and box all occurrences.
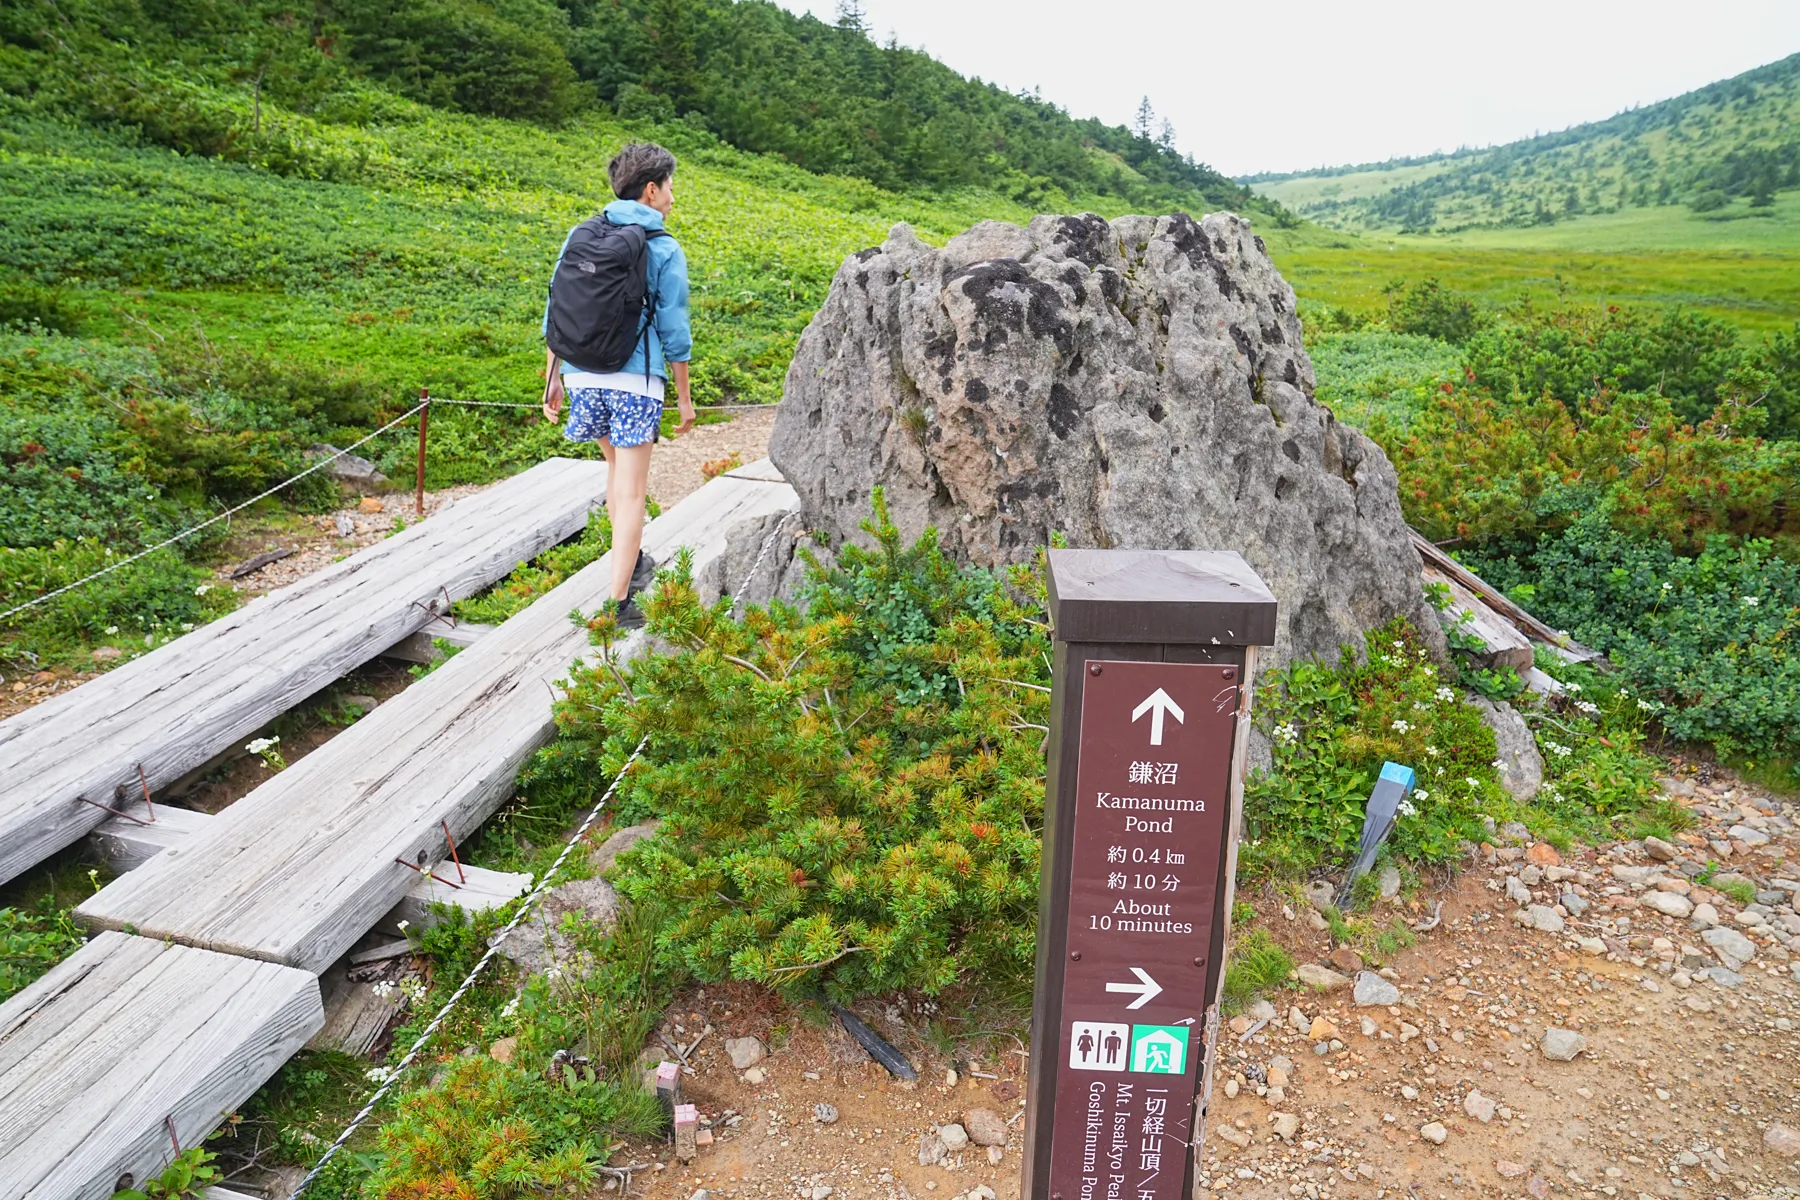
[1411,701,1430,712]
[179,623,194,632]
[104,625,119,635]
[1543,740,1573,758]
[1637,698,1661,712]
[1434,686,1455,702]
[1743,596,1760,607]
[1426,745,1441,757]
[1391,719,1411,733]
[1397,800,1418,818]
[396,919,410,931]
[245,736,280,755]
[371,980,395,999]
[194,583,211,596]
[365,1066,394,1083]
[1413,788,1430,801]
[1466,777,1482,788]
[1575,700,1599,715]
[1273,722,1298,745]
[501,996,521,1020]
[1564,681,1582,694]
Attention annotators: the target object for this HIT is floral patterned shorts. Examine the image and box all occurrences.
[563,386,663,448]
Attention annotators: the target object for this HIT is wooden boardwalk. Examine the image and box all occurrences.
[0,456,607,887]
[0,932,322,1200]
[79,468,800,972]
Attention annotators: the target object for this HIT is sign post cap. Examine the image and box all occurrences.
[1046,549,1277,647]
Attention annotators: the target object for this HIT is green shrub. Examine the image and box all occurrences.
[1384,278,1487,344]
[109,1146,219,1200]
[1466,513,1800,760]
[1242,619,1507,877]
[1,893,87,1003]
[1306,330,1462,430]
[1221,928,1293,1013]
[559,493,1049,1000]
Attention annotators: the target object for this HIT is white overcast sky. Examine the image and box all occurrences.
[775,0,1800,177]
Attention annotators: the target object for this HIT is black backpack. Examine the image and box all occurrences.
[544,216,668,374]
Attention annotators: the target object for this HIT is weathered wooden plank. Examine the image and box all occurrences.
[0,458,607,887]
[78,468,800,973]
[0,931,322,1200]
[1410,529,1604,663]
[723,459,788,483]
[87,801,530,935]
[1422,566,1535,673]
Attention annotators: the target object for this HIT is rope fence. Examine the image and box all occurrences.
[2,390,780,625]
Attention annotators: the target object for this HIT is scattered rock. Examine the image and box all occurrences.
[306,444,387,487]
[91,646,123,662]
[1540,1028,1588,1061]
[1642,892,1694,919]
[1214,1126,1251,1149]
[1700,966,1745,988]
[590,821,662,875]
[1643,836,1679,862]
[986,1146,1005,1166]
[1520,904,1565,933]
[1494,1161,1526,1179]
[1308,1016,1338,1041]
[1297,963,1352,990]
[1267,1066,1290,1089]
[489,1036,516,1064]
[918,1132,948,1166]
[1525,841,1561,866]
[1305,879,1337,912]
[939,1123,970,1151]
[358,496,383,514]
[333,511,355,537]
[1505,877,1533,907]
[1354,972,1400,1007]
[813,1103,839,1125]
[1562,893,1589,916]
[1691,903,1720,929]
[1702,925,1756,968]
[1471,697,1543,801]
[725,1036,766,1070]
[1419,1122,1448,1145]
[1247,999,1278,1022]
[489,875,620,975]
[1271,1112,1300,1142]
[1377,867,1402,900]
[1287,1007,1310,1033]
[1728,825,1771,847]
[743,1066,766,1085]
[1765,1124,1800,1158]
[964,1108,1007,1147]
[1463,1090,1496,1123]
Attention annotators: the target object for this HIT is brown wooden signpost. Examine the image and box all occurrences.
[1023,549,1277,1200]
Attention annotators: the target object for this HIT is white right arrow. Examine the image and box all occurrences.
[1105,966,1164,1010]
[1131,688,1185,746]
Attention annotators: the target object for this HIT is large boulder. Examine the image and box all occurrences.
[769,211,1441,670]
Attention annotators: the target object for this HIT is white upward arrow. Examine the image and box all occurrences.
[1106,967,1164,1010]
[1131,688,1185,746]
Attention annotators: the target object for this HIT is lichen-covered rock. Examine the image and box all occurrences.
[770,212,1442,671]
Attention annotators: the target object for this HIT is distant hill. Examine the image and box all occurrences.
[0,0,1267,219]
[1248,53,1800,233]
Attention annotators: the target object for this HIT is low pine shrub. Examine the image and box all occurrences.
[557,492,1049,1000]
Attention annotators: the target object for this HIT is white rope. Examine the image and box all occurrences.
[729,513,797,620]
[0,403,428,624]
[287,730,651,1198]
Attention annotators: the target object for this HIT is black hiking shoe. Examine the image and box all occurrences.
[628,550,656,597]
[612,596,646,631]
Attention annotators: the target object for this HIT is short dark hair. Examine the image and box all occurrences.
[609,142,677,201]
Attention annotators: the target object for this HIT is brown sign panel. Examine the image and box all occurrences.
[1045,659,1238,1200]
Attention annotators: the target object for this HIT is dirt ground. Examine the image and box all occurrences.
[623,772,1800,1200]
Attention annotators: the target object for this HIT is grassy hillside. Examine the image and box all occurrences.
[1251,52,1800,235]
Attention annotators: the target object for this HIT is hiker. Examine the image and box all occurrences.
[541,141,695,629]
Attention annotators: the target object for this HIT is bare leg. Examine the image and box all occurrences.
[598,438,617,527]
[608,443,654,602]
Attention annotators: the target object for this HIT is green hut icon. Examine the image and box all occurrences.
[1129,1025,1188,1074]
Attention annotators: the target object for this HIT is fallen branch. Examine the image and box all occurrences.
[767,946,866,976]
[1411,900,1444,932]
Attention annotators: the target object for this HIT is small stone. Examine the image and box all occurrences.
[1642,892,1694,919]
[1764,1124,1800,1158]
[1214,1126,1251,1149]
[1420,1122,1448,1145]
[1642,835,1679,861]
[1691,903,1720,929]
[1305,879,1336,911]
[1308,1016,1338,1041]
[918,1133,948,1166]
[743,1066,766,1085]
[1562,893,1589,916]
[986,1146,1004,1166]
[963,1109,1007,1147]
[1378,866,1402,900]
[1397,1021,1420,1043]
[1271,1112,1300,1141]
[1540,1028,1588,1061]
[1519,864,1543,886]
[690,1191,712,1200]
[1224,1078,1239,1098]
[814,1103,839,1124]
[1288,1007,1309,1033]
[1494,1160,1526,1179]
[725,1036,766,1069]
[92,646,123,662]
[1353,972,1400,1006]
[1264,1085,1285,1106]
[359,496,384,513]
[939,1123,969,1151]
[1702,925,1756,967]
[1521,904,1565,932]
[1463,1091,1496,1123]
[944,1067,959,1086]
[1728,825,1771,847]
[1359,1016,1378,1037]
[1266,1066,1290,1089]
[808,1188,833,1200]
[1505,877,1533,906]
[1577,936,1607,955]
[1525,841,1561,865]
[1246,999,1277,1022]
[1700,966,1744,988]
[1297,963,1352,990]
[1400,1085,1419,1100]
[489,1036,517,1064]
[334,511,356,537]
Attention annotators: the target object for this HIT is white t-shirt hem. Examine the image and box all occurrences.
[562,369,665,401]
